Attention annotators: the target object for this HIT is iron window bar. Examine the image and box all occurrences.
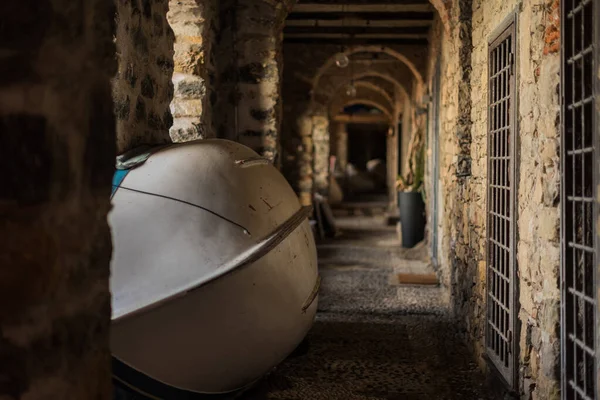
[560,0,598,398]
[485,12,518,388]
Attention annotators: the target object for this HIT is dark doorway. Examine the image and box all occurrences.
[344,122,389,201]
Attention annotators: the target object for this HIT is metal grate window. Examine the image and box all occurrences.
[561,0,598,398]
[486,15,517,387]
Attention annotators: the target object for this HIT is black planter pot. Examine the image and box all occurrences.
[398,191,425,248]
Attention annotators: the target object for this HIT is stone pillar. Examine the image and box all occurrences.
[114,0,175,153]
[330,121,348,172]
[214,0,295,163]
[387,124,398,212]
[297,113,314,206]
[167,0,218,141]
[0,0,115,397]
[312,114,330,195]
[400,98,413,177]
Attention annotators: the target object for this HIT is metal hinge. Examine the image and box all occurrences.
[509,52,515,75]
[507,330,513,353]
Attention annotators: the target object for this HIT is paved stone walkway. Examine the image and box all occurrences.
[243,210,493,400]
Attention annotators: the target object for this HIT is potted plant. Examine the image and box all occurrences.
[395,136,426,248]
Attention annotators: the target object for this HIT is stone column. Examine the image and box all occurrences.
[114,0,175,153]
[0,0,116,397]
[297,113,314,206]
[400,98,413,177]
[312,113,330,195]
[330,121,348,172]
[167,0,218,141]
[214,0,295,163]
[387,124,398,212]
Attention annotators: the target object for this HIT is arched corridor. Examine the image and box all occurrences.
[1,0,599,399]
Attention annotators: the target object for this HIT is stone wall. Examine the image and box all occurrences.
[214,0,294,163]
[295,111,315,206]
[400,97,413,178]
[114,0,174,153]
[167,0,218,141]
[330,121,348,173]
[386,124,398,211]
[432,0,562,397]
[424,16,444,265]
[513,1,561,396]
[312,114,330,194]
[0,0,116,397]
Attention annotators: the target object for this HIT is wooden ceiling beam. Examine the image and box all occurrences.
[285,19,432,28]
[283,38,429,45]
[286,11,435,21]
[283,26,430,35]
[292,3,433,13]
[284,33,429,40]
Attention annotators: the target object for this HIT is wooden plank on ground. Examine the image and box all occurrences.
[392,272,438,286]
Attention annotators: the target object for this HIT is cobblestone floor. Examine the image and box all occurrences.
[242,209,493,400]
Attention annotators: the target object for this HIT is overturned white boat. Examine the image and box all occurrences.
[109,139,319,396]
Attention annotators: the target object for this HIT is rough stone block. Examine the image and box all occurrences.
[170,99,203,118]
[537,208,559,242]
[173,73,206,99]
[169,117,206,142]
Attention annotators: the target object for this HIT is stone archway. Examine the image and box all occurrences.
[312,45,425,92]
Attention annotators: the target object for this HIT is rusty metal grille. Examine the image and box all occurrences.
[560,0,598,398]
[486,16,517,387]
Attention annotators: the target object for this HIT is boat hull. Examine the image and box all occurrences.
[111,218,318,393]
[109,139,319,394]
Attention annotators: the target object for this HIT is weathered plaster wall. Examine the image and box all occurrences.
[0,0,116,397]
[433,0,562,397]
[167,0,218,141]
[114,0,175,153]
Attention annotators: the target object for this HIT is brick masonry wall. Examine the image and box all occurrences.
[0,0,116,397]
[433,0,562,397]
[114,0,175,153]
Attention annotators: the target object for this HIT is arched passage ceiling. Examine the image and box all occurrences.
[312,45,424,90]
[283,43,429,91]
[313,79,394,107]
[329,85,394,118]
[282,1,444,115]
[314,68,410,107]
[358,76,396,99]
